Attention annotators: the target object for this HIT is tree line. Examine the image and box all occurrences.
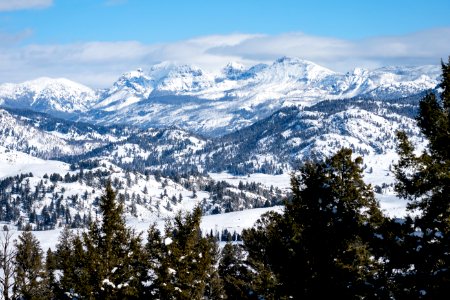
[0,163,283,232]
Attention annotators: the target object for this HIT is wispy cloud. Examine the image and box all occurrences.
[0,0,53,12]
[0,29,33,45]
[0,28,449,88]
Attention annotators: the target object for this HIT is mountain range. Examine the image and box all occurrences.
[0,57,440,135]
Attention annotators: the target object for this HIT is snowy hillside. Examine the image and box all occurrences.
[0,142,286,232]
[0,108,128,158]
[0,109,87,158]
[0,145,68,179]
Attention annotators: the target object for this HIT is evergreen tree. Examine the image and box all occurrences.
[52,226,81,299]
[13,228,50,300]
[219,243,256,299]
[141,224,165,297]
[242,148,385,299]
[154,206,224,299]
[394,57,450,298]
[44,248,56,299]
[203,240,226,300]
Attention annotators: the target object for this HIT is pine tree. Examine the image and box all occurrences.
[44,248,56,299]
[219,243,256,299]
[87,181,144,299]
[394,57,450,298]
[242,148,385,299]
[13,228,50,300]
[154,206,224,299]
[203,239,226,300]
[141,224,164,297]
[53,226,82,299]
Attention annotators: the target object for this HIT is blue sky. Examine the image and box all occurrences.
[1,0,450,87]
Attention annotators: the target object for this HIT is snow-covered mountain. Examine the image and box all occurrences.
[94,69,154,111]
[0,91,427,178]
[50,93,425,189]
[0,57,441,135]
[85,57,439,135]
[0,77,97,116]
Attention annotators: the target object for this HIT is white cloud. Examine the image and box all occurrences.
[207,28,450,72]
[0,28,449,88]
[0,0,53,11]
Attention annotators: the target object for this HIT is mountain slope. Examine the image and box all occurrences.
[0,108,129,158]
[57,93,426,183]
[204,94,425,172]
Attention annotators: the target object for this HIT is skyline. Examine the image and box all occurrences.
[1,0,450,87]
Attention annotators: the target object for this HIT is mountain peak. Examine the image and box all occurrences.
[121,68,145,79]
[12,77,93,92]
[221,62,246,80]
[259,56,336,82]
[0,77,97,113]
[108,68,152,95]
[274,56,317,66]
[112,68,151,90]
[349,67,369,77]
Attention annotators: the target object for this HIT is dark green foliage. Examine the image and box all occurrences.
[440,56,450,109]
[154,206,224,299]
[50,183,224,299]
[394,57,450,298]
[141,224,165,297]
[13,228,50,300]
[52,227,92,299]
[242,148,385,299]
[219,243,256,300]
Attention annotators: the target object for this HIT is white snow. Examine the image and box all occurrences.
[0,77,97,112]
[210,172,291,192]
[0,146,69,179]
[200,206,284,235]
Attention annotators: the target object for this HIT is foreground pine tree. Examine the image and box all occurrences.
[242,148,385,299]
[394,57,450,298]
[13,227,50,300]
[153,206,225,299]
[219,243,256,299]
